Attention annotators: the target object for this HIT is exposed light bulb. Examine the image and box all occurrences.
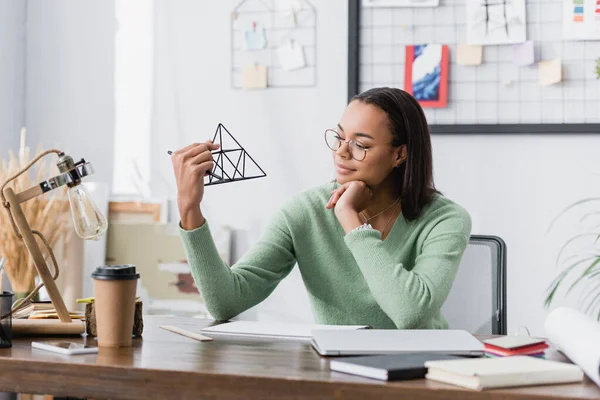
[67,183,108,240]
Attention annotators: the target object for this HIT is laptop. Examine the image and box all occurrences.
[310,329,484,357]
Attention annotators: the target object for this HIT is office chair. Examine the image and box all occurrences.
[441,235,507,335]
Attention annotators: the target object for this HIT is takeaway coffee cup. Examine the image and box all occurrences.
[91,265,140,347]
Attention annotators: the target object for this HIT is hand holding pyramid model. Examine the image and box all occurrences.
[205,124,267,186]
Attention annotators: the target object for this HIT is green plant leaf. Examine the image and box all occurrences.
[579,211,600,225]
[545,255,599,307]
[555,232,600,266]
[581,280,600,315]
[587,290,600,316]
[547,197,600,234]
[567,257,600,294]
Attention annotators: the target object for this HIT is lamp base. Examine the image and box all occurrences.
[12,319,85,336]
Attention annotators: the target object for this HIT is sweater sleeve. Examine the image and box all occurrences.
[343,208,471,329]
[179,211,296,321]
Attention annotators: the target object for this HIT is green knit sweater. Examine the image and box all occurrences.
[180,183,472,329]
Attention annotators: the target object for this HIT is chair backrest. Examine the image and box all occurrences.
[441,235,507,335]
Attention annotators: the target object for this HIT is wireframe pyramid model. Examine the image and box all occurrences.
[206,123,267,186]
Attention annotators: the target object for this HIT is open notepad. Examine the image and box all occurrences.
[200,321,369,341]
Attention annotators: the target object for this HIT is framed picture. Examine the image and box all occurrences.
[362,0,439,7]
[466,0,526,45]
[404,44,449,108]
[562,0,600,40]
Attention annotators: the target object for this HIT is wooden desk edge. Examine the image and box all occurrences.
[0,357,593,400]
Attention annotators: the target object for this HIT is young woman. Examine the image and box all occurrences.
[172,87,471,329]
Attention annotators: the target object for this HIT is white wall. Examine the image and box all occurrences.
[151,0,348,322]
[12,0,599,335]
[433,134,600,335]
[0,0,26,154]
[150,0,600,332]
[25,0,116,186]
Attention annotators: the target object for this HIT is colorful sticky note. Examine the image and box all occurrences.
[277,40,306,71]
[457,43,483,66]
[243,23,267,51]
[538,59,562,86]
[513,41,535,66]
[241,65,268,89]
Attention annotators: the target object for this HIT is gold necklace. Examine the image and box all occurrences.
[380,202,400,238]
[360,197,401,223]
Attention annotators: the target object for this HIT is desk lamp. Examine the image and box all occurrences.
[1,147,107,329]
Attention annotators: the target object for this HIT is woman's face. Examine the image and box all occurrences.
[330,100,405,186]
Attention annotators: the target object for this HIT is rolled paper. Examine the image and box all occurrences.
[545,307,600,387]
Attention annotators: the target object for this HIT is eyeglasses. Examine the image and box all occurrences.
[324,129,370,161]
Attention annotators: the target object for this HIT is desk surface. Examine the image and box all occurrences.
[0,316,597,400]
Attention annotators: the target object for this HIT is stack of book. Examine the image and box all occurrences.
[483,336,548,358]
[13,301,85,320]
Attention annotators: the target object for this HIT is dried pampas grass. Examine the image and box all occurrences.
[0,139,71,295]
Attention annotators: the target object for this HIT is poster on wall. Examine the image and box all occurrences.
[466,0,527,45]
[363,0,439,6]
[404,44,448,108]
[563,0,600,40]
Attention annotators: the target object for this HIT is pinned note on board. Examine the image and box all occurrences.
[244,22,267,51]
[277,40,306,70]
[457,43,483,66]
[538,59,562,86]
[275,0,302,25]
[513,41,535,66]
[241,65,268,89]
[274,0,303,11]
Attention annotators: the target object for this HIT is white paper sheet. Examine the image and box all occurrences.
[545,307,600,387]
[201,321,368,341]
[277,40,306,71]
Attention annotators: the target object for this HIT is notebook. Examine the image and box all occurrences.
[483,336,547,351]
[425,355,583,390]
[330,353,463,381]
[200,321,369,341]
[483,336,549,357]
[311,329,484,356]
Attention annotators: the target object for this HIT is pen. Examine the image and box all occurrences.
[167,150,222,180]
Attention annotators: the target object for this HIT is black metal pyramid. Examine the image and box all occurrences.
[206,123,267,186]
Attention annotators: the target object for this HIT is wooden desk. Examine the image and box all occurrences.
[0,317,598,400]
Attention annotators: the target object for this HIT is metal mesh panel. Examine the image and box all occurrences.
[441,236,506,334]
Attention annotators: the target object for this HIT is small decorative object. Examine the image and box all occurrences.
[0,130,71,299]
[404,44,449,108]
[0,128,108,335]
[595,57,600,79]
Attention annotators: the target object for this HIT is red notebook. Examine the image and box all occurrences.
[484,345,548,357]
[483,336,548,356]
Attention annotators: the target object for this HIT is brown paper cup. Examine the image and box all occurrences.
[92,265,139,348]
